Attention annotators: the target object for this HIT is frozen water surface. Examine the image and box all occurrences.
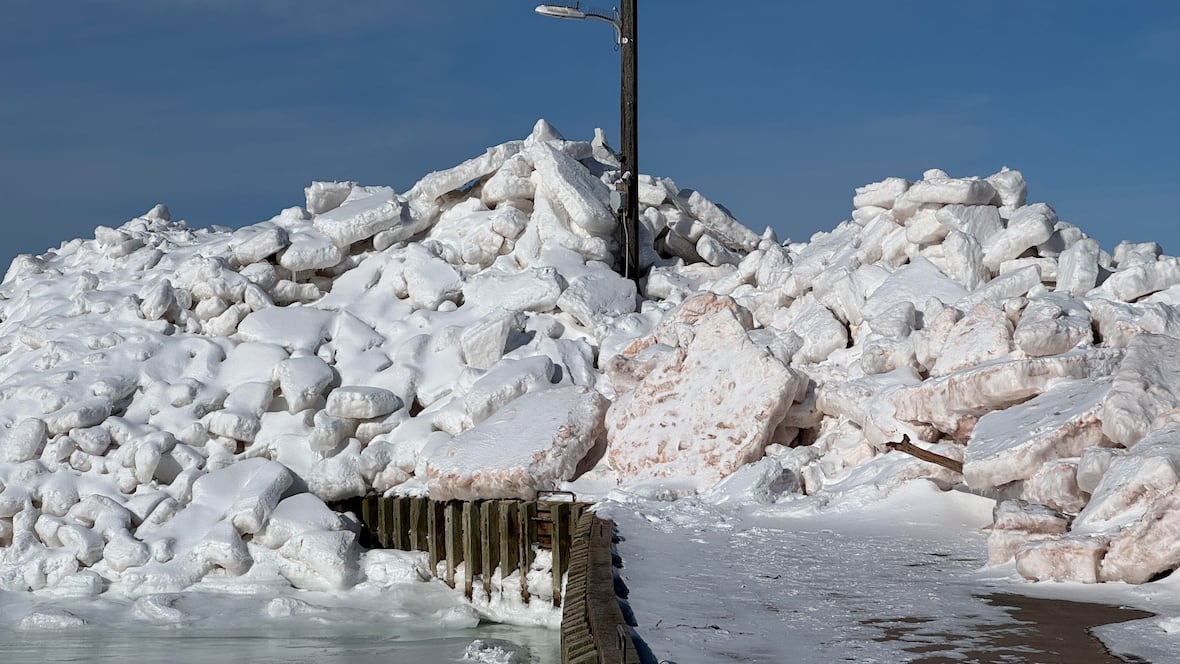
[0,591,556,663]
[602,481,1160,663]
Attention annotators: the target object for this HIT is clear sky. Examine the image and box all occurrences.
[3,1,1178,270]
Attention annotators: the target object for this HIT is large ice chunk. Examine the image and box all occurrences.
[325,386,402,420]
[862,258,968,324]
[254,493,344,549]
[987,499,1069,565]
[672,189,760,253]
[278,227,344,272]
[527,142,616,236]
[606,308,802,491]
[238,307,336,353]
[964,379,1109,488]
[1013,294,1092,357]
[407,140,523,203]
[852,177,908,209]
[892,349,1122,439]
[278,529,359,591]
[1055,238,1101,296]
[1100,486,1180,583]
[276,356,335,413]
[1073,430,1180,534]
[403,244,462,310]
[1094,257,1180,302]
[423,385,608,500]
[982,203,1057,272]
[928,303,1013,377]
[555,269,637,330]
[312,186,411,248]
[903,173,996,206]
[1101,333,1180,447]
[463,266,566,313]
[1016,535,1108,583]
[304,181,355,215]
[986,167,1027,214]
[229,224,289,265]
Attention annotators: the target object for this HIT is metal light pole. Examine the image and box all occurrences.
[535,2,640,287]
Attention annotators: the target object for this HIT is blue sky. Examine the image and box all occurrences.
[2,1,1178,269]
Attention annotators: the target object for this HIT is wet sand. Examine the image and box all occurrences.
[866,593,1154,663]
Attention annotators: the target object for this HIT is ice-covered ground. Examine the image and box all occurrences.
[597,481,1175,663]
[4,119,1180,660]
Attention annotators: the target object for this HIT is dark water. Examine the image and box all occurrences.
[866,593,1153,664]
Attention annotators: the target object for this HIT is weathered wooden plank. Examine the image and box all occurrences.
[444,501,462,589]
[462,501,480,600]
[480,501,499,600]
[360,497,376,548]
[535,502,553,550]
[551,502,569,608]
[392,498,411,550]
[518,502,535,604]
[429,500,445,574]
[497,502,516,589]
[378,497,394,548]
[499,501,518,591]
[568,648,598,664]
[410,497,427,552]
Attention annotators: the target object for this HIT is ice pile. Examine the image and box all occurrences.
[2,119,1180,600]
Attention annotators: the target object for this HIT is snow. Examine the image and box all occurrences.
[3,120,1180,661]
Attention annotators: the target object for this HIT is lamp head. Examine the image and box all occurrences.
[535,4,588,20]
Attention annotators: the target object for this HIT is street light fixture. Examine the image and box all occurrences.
[535,2,640,287]
[535,4,623,44]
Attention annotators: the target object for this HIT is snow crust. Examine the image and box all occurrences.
[3,118,1180,629]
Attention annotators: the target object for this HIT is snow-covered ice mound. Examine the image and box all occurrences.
[3,120,1180,600]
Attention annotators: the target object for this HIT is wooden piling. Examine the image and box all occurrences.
[462,501,480,600]
[519,501,535,604]
[444,501,462,589]
[429,499,445,574]
[480,501,500,600]
[499,501,519,591]
[410,497,428,552]
[360,497,376,548]
[332,497,608,614]
[378,498,393,548]
[551,502,569,608]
